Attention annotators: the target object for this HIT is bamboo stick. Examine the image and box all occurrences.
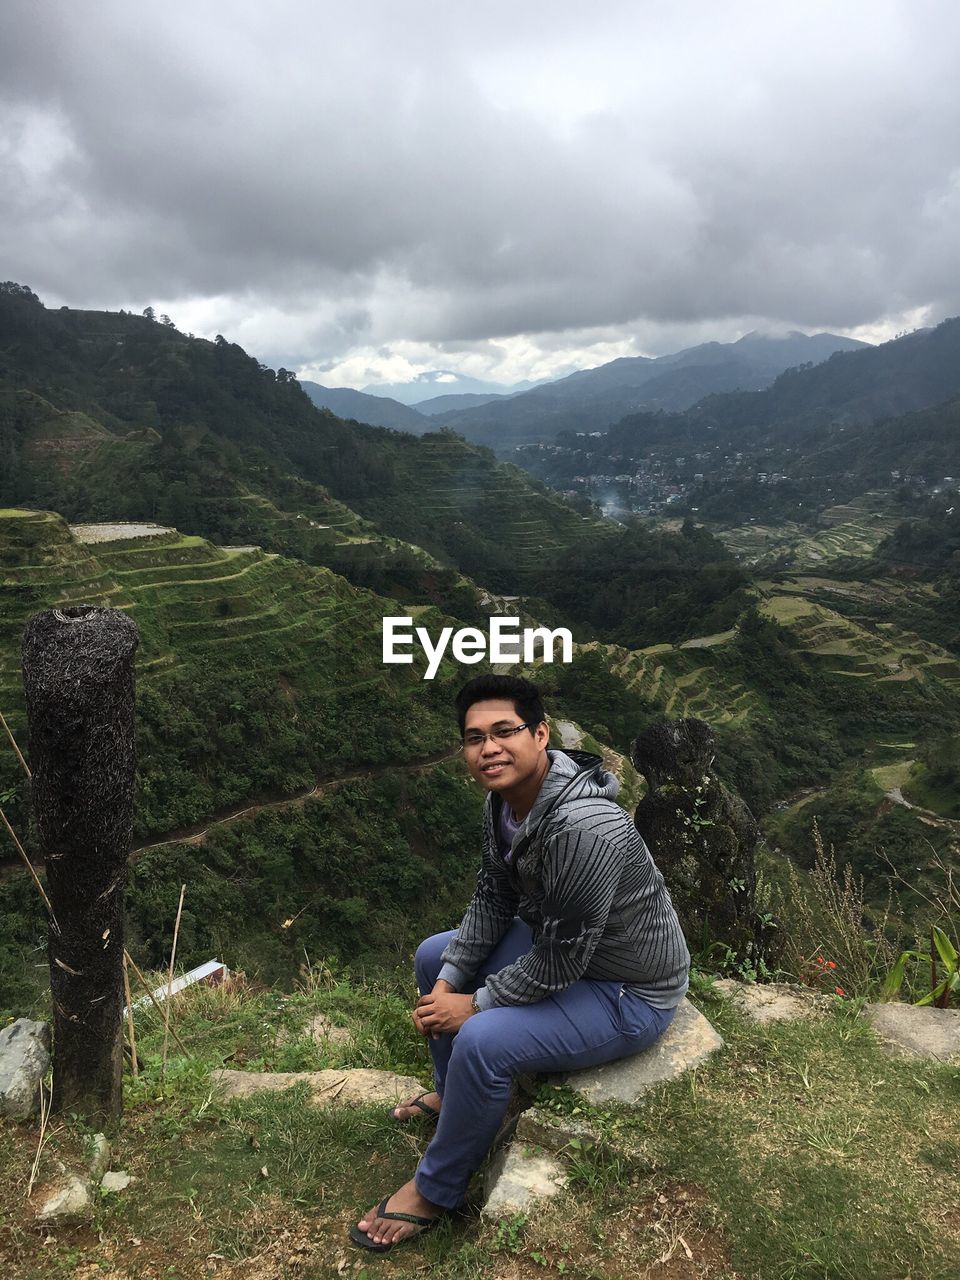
[124,950,191,1058]
[122,952,139,1078]
[162,884,186,1075]
[0,709,30,779]
[0,805,56,923]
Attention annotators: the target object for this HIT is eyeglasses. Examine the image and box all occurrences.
[461,722,536,749]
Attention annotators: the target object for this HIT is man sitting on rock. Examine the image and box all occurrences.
[352,674,690,1251]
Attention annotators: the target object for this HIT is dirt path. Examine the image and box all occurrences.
[883,787,960,833]
[0,746,462,877]
[133,745,462,853]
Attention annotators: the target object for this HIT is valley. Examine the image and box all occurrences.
[1,287,958,1016]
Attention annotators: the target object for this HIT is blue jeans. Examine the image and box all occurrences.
[412,919,676,1208]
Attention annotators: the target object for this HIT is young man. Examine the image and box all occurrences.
[352,674,690,1251]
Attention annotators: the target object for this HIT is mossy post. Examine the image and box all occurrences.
[22,605,139,1128]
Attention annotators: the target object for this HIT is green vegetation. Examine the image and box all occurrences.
[902,734,960,818]
[531,517,751,649]
[126,764,482,983]
[0,289,757,644]
[536,648,661,757]
[2,286,958,1020]
[3,962,958,1279]
[0,512,463,832]
[0,510,484,1010]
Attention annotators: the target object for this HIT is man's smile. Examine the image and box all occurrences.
[480,761,510,776]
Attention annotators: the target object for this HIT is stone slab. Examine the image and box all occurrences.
[0,1018,51,1120]
[212,1067,424,1107]
[714,979,830,1024]
[862,1002,960,1061]
[564,998,722,1104]
[35,1174,93,1225]
[101,1171,134,1192]
[482,1145,567,1218]
[514,1106,601,1152]
[87,1134,111,1181]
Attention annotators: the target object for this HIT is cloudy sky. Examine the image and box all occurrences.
[2,1,959,395]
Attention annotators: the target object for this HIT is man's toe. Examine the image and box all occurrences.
[356,1203,381,1234]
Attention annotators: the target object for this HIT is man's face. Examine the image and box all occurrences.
[462,698,549,796]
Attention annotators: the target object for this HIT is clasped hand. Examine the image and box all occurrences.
[413,988,475,1038]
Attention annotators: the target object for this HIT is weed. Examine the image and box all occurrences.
[492,1212,527,1254]
[775,819,902,997]
[563,1138,631,1193]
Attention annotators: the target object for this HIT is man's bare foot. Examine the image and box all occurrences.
[355,1178,442,1247]
[391,1090,442,1122]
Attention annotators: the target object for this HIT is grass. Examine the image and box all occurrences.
[3,969,960,1280]
[900,762,960,819]
[869,760,915,792]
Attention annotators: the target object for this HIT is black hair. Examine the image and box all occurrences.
[454,674,546,737]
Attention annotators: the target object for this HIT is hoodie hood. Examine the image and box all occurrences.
[489,747,620,853]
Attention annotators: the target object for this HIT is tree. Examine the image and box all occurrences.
[142,306,156,322]
[0,282,41,304]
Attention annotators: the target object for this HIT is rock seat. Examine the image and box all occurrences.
[482,997,722,1215]
[564,997,723,1105]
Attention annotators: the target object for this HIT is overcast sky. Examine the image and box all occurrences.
[2,0,959,392]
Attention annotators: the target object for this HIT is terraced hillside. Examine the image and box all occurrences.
[715,491,904,571]
[759,582,960,692]
[0,509,136,716]
[572,558,960,742]
[571,566,959,806]
[346,430,607,588]
[0,510,466,838]
[591,638,760,729]
[29,418,458,583]
[0,509,499,1001]
[0,295,606,602]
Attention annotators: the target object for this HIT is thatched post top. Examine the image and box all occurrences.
[23,601,139,644]
[22,606,139,702]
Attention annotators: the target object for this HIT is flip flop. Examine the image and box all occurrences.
[349,1195,441,1252]
[388,1091,440,1123]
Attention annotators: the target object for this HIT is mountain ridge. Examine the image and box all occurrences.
[427,330,870,449]
[300,381,429,432]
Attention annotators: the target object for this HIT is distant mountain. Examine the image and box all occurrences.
[360,371,541,405]
[0,286,603,597]
[300,381,428,432]
[413,391,513,415]
[516,318,960,526]
[684,322,959,440]
[432,331,870,451]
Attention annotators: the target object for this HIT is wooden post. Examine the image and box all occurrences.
[22,605,139,1129]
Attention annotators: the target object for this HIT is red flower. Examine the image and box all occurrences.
[816,956,825,965]
[827,961,837,970]
[835,986,845,996]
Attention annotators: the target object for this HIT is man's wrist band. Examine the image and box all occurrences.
[470,992,481,1014]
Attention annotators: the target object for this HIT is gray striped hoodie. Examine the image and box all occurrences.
[438,749,690,1010]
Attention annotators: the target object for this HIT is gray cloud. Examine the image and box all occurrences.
[1,0,959,384]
